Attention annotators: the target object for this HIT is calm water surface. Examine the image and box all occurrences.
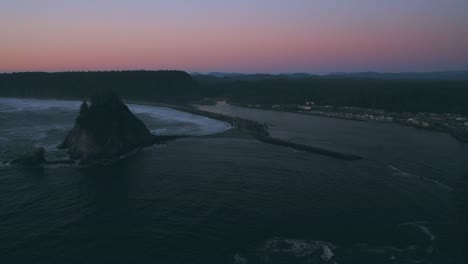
[199,102,468,187]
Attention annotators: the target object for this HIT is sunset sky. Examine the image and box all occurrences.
[1,0,468,73]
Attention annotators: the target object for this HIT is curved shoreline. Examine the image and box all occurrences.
[124,100,363,161]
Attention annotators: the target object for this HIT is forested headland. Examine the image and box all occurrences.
[0,71,197,103]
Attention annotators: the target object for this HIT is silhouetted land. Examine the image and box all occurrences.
[0,70,197,103]
[194,74,468,114]
[1,70,468,114]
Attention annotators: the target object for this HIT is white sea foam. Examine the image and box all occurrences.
[387,165,454,191]
[387,165,412,177]
[397,221,436,242]
[0,97,231,136]
[241,235,441,263]
[320,244,335,261]
[263,238,336,261]
[0,161,12,168]
[127,103,231,136]
[233,253,248,264]
[0,97,81,112]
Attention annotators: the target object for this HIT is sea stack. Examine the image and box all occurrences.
[60,92,155,163]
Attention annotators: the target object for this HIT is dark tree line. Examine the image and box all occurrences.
[194,75,468,114]
[0,70,198,103]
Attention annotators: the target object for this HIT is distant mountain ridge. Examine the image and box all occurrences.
[327,71,468,80]
[192,70,468,80]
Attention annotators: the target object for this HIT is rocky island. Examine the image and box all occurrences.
[60,92,157,163]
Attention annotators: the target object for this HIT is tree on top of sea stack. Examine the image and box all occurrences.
[60,91,155,163]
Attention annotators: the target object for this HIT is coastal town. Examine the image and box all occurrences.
[235,101,468,142]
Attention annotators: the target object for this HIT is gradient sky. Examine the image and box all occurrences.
[1,0,468,73]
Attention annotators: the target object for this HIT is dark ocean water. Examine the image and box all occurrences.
[1,98,467,263]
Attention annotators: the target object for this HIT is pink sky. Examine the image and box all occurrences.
[1,0,468,73]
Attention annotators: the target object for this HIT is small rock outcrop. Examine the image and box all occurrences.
[11,146,47,166]
[60,92,155,163]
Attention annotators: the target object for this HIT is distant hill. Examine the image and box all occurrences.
[192,72,316,80]
[327,71,468,80]
[0,70,197,102]
[206,72,246,78]
[193,70,468,80]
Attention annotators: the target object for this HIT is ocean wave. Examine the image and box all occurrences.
[0,160,13,169]
[387,165,454,191]
[397,221,436,242]
[0,97,81,112]
[128,103,231,136]
[2,148,141,169]
[233,253,248,264]
[263,238,336,261]
[235,228,451,264]
[234,238,337,263]
[395,221,437,256]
